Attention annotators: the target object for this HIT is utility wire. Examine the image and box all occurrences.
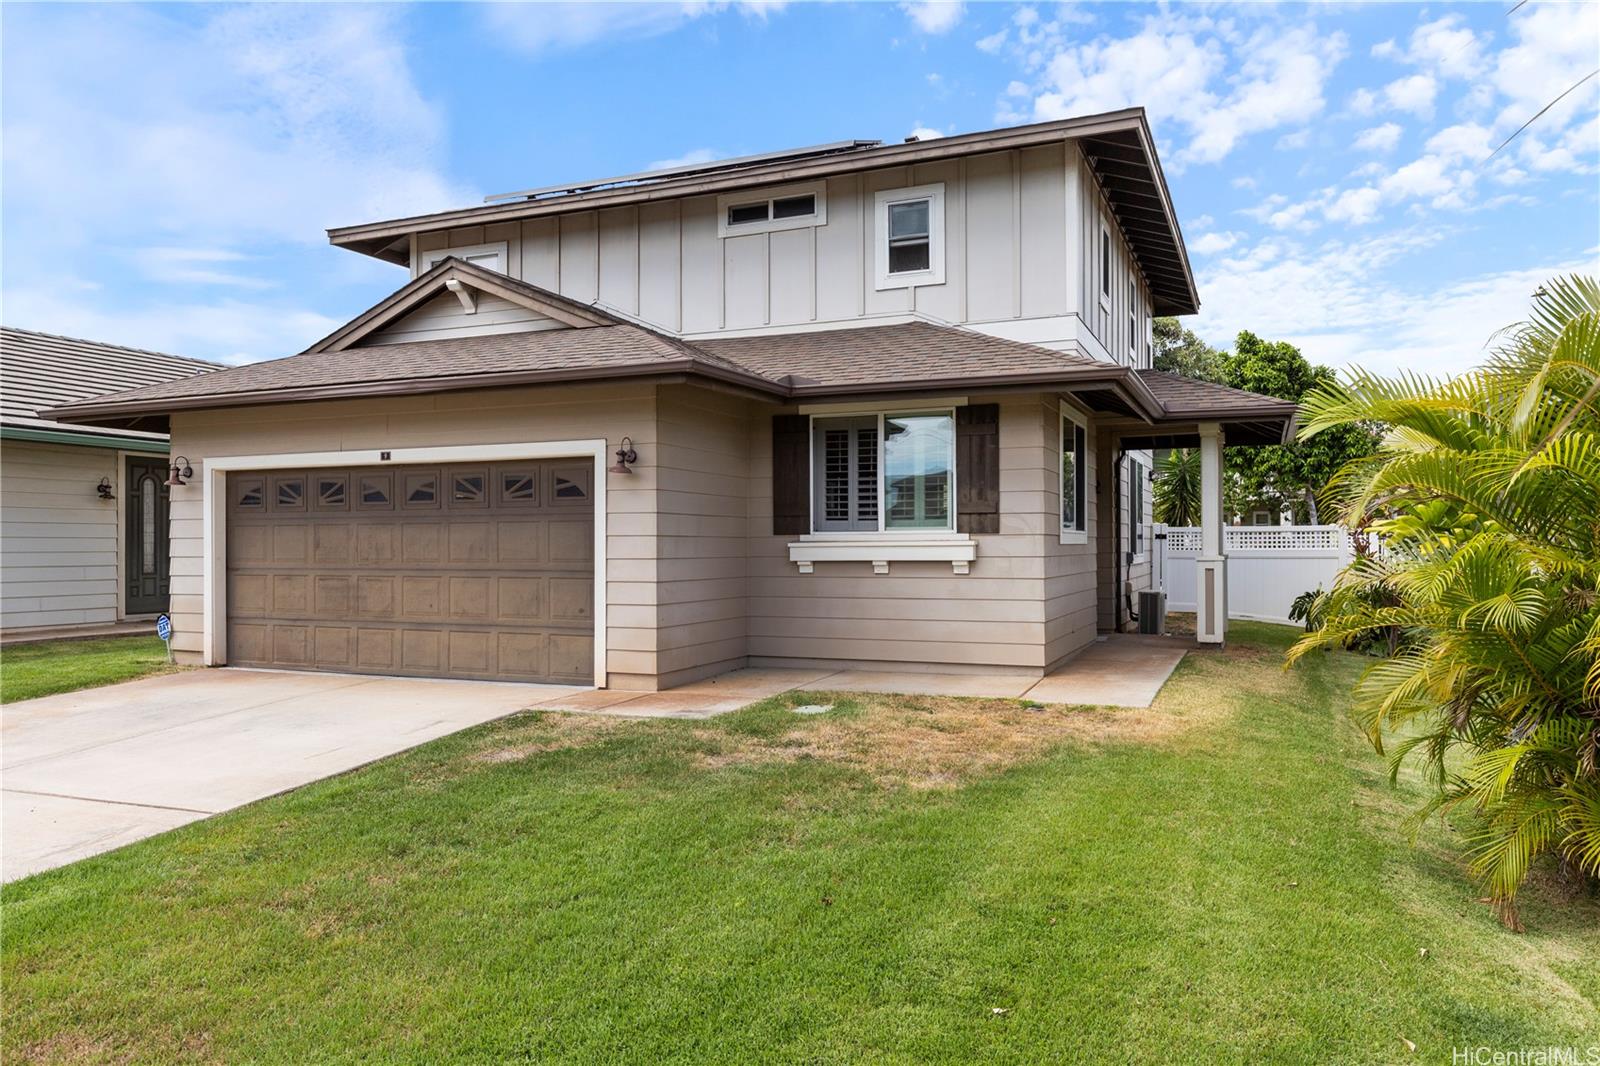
[1486,68,1600,161]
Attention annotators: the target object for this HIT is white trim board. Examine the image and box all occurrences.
[199,439,610,688]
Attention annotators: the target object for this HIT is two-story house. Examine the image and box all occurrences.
[50,109,1296,691]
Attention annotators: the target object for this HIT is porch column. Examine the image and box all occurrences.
[1196,421,1228,645]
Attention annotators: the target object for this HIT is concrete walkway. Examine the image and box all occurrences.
[2,669,581,881]
[539,634,1189,719]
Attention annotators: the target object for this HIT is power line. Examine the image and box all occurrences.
[1487,68,1600,161]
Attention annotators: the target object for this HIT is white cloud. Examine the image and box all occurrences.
[1382,73,1438,117]
[1194,231,1590,376]
[907,126,944,141]
[0,4,465,363]
[132,247,275,289]
[902,1,964,35]
[1404,15,1484,80]
[1027,16,1343,167]
[1424,123,1493,164]
[1323,187,1382,225]
[976,28,1007,53]
[1190,231,1241,255]
[1348,88,1379,116]
[1353,122,1403,153]
[1,5,471,250]
[4,280,341,367]
[1004,80,1030,98]
[478,2,785,53]
[1492,2,1600,124]
[647,148,724,172]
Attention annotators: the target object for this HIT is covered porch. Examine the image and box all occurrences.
[1071,369,1301,647]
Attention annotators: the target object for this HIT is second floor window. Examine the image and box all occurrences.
[716,182,826,237]
[1100,226,1112,304]
[874,183,946,290]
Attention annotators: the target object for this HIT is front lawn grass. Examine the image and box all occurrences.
[1,635,177,704]
[4,623,1596,1063]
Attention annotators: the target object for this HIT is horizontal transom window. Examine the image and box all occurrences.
[811,410,954,533]
[715,182,827,237]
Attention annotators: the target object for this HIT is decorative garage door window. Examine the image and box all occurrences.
[224,460,595,685]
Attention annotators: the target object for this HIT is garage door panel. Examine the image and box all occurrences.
[356,525,396,564]
[228,460,594,684]
[312,524,353,564]
[400,576,444,619]
[449,577,492,620]
[357,576,397,618]
[314,575,353,616]
[497,521,546,563]
[315,626,354,668]
[497,577,545,622]
[272,525,309,564]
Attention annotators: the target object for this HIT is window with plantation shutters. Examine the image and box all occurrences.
[812,416,880,531]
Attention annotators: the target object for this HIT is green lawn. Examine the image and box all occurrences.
[4,623,1595,1063]
[1,635,178,704]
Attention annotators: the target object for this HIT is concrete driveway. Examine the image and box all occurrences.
[2,669,581,881]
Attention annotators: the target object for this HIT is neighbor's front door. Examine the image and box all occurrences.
[125,457,171,616]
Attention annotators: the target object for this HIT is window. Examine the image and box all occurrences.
[420,241,508,275]
[811,410,954,533]
[1061,407,1088,543]
[1128,277,1138,359]
[500,471,537,503]
[236,478,264,508]
[403,473,438,507]
[715,182,826,237]
[357,474,392,509]
[1127,457,1146,560]
[274,477,305,511]
[873,183,946,290]
[1100,226,1112,306]
[140,476,157,574]
[314,476,347,511]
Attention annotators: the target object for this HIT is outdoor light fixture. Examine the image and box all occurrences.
[609,437,638,474]
[165,457,194,487]
[96,477,115,500]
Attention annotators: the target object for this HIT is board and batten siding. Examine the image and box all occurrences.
[745,393,1098,676]
[0,441,121,629]
[164,383,667,689]
[409,144,1159,348]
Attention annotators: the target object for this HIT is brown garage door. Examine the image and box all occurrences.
[226,460,594,684]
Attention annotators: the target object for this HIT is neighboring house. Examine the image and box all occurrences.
[49,109,1296,689]
[1,328,219,633]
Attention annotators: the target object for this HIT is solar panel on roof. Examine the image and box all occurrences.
[483,139,882,204]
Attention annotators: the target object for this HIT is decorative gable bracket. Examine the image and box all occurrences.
[444,278,477,315]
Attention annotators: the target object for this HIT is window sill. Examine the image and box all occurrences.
[1059,529,1088,546]
[789,535,977,574]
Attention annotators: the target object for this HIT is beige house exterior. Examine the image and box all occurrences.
[50,110,1296,691]
[1,329,218,633]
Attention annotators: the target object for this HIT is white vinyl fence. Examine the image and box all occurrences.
[1155,525,1355,625]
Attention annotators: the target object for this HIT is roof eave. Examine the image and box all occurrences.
[327,110,1153,250]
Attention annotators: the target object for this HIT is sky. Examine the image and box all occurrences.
[2,1,1597,377]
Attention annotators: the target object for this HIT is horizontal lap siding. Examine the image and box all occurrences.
[1,442,121,630]
[747,394,1080,674]
[653,386,751,686]
[165,383,656,682]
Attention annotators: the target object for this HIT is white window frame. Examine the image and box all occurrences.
[1098,225,1112,312]
[807,406,958,536]
[1059,401,1089,545]
[1128,276,1138,360]
[419,241,509,276]
[873,183,946,291]
[716,181,827,238]
[1127,455,1147,564]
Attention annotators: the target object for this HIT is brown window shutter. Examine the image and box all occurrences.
[956,404,999,535]
[772,414,810,536]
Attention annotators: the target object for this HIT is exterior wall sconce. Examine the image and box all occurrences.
[165,457,194,487]
[608,437,638,475]
[96,477,115,500]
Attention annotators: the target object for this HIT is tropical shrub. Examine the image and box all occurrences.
[1288,276,1600,929]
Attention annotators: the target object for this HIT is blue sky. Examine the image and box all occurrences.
[2,1,1596,375]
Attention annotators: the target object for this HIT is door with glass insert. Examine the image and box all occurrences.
[125,456,171,615]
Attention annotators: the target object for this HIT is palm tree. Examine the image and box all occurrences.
[1153,448,1202,526]
[1288,275,1600,929]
